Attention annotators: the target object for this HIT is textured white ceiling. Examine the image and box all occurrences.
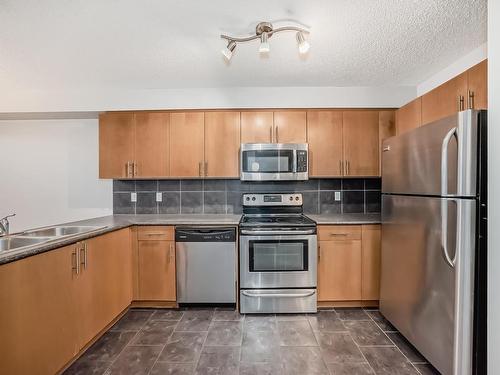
[0,0,487,91]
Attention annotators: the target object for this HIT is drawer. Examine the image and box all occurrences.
[138,226,174,241]
[318,225,362,241]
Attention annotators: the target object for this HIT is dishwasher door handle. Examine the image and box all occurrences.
[242,290,316,298]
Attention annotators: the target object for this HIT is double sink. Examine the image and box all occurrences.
[0,226,107,253]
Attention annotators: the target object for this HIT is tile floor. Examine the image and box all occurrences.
[64,307,441,375]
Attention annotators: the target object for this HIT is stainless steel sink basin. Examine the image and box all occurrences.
[21,225,106,238]
[0,237,51,252]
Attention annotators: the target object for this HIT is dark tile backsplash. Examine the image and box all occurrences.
[113,178,381,215]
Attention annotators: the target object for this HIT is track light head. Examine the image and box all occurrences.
[259,32,270,53]
[296,32,310,54]
[222,40,237,60]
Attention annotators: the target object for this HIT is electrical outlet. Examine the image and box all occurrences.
[335,191,341,201]
[131,192,137,202]
[156,192,163,202]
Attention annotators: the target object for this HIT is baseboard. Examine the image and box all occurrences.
[317,300,379,308]
[131,300,178,308]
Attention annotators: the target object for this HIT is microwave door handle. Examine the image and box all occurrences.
[293,149,298,173]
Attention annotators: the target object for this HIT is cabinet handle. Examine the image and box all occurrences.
[80,242,87,270]
[457,95,465,111]
[275,126,279,143]
[198,162,202,177]
[133,162,138,177]
[330,233,348,237]
[318,245,321,262]
[72,247,80,275]
[345,160,350,175]
[270,126,273,142]
[126,161,132,178]
[145,232,166,236]
[204,161,208,177]
[468,90,475,109]
[169,243,174,263]
[339,160,343,175]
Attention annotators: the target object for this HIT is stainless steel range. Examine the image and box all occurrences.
[239,193,317,314]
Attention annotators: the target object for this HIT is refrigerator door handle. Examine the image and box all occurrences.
[441,126,458,196]
[441,199,457,268]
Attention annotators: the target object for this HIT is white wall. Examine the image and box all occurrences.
[488,1,500,372]
[417,43,488,97]
[0,119,112,233]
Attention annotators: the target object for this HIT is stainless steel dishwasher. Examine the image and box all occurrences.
[175,227,237,304]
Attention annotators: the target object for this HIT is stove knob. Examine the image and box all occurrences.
[252,197,256,201]
[245,197,250,201]
[289,196,293,201]
[295,196,300,201]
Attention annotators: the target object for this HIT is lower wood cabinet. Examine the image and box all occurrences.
[137,226,176,301]
[317,224,381,304]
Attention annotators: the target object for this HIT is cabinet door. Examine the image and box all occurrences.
[99,112,135,178]
[273,111,307,143]
[169,112,205,177]
[467,60,487,110]
[307,111,343,177]
[135,112,169,177]
[76,229,132,349]
[0,245,80,375]
[204,111,240,177]
[343,111,380,177]
[241,111,273,143]
[138,240,176,301]
[361,225,381,301]
[421,72,468,124]
[318,240,362,301]
[396,98,422,136]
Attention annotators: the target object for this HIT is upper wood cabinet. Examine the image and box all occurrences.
[273,111,307,143]
[343,111,380,177]
[361,225,381,301]
[241,111,274,143]
[467,60,487,110]
[99,112,135,178]
[307,111,343,177]
[396,98,422,136]
[204,111,241,178]
[169,112,205,178]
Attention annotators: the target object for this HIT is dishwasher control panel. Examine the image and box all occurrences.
[175,227,236,242]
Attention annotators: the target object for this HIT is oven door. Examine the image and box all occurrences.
[239,233,317,289]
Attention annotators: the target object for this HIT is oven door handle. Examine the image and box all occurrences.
[240,229,316,235]
[242,290,316,298]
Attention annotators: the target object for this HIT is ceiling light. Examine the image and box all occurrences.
[259,32,270,53]
[220,21,310,61]
[222,40,236,60]
[296,32,310,54]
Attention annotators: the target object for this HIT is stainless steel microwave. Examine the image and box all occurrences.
[240,143,308,181]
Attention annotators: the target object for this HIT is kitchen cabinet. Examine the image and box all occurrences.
[241,111,274,143]
[137,226,176,301]
[307,110,343,177]
[467,60,487,110]
[204,111,241,177]
[361,225,381,301]
[273,111,307,143]
[99,112,135,178]
[342,111,380,177]
[396,98,422,135]
[135,112,170,177]
[169,112,205,177]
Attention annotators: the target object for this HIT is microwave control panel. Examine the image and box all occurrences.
[296,150,308,172]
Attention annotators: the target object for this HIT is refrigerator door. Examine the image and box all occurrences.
[380,194,475,375]
[382,110,478,197]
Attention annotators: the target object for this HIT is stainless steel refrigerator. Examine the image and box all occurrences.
[380,110,487,375]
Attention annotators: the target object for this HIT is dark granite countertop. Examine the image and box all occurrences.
[0,214,241,265]
[307,213,381,225]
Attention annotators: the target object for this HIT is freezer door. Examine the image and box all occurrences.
[380,195,475,375]
[382,110,478,197]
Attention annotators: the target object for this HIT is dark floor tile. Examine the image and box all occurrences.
[335,308,370,321]
[204,179,227,191]
[113,192,135,214]
[136,192,158,214]
[131,320,177,345]
[342,191,364,213]
[195,346,239,375]
[107,345,161,375]
[205,321,243,346]
[360,346,420,375]
[214,308,243,321]
[159,331,207,363]
[239,362,284,375]
[314,331,364,363]
[307,311,346,332]
[280,347,329,375]
[276,314,308,321]
[176,310,214,331]
[111,310,153,331]
[158,180,181,192]
[180,192,203,214]
[326,362,374,375]
[159,192,181,214]
[241,330,280,363]
[64,359,110,375]
[319,179,342,191]
[387,332,427,364]
[150,362,195,375]
[244,314,277,331]
[413,363,441,375]
[204,191,226,214]
[278,320,318,346]
[113,180,135,192]
[83,331,136,362]
[342,179,364,190]
[151,309,184,321]
[344,321,393,346]
[302,191,319,214]
[135,180,158,192]
[365,310,396,332]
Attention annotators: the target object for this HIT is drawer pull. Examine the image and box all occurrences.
[330,233,348,236]
[145,232,166,235]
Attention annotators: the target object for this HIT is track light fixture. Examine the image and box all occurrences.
[221,21,310,60]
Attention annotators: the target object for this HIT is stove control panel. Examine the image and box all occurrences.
[243,193,303,206]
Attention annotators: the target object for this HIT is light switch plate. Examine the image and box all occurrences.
[156,192,162,202]
[335,191,341,201]
[131,192,137,202]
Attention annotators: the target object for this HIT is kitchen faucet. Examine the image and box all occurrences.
[0,213,15,236]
